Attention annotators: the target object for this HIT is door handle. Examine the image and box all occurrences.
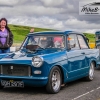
[81,52,85,54]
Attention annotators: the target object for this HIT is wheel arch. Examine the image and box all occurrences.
[92,61,96,67]
[90,60,96,67]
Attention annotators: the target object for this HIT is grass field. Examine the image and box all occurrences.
[8,24,56,43]
[83,33,96,48]
[83,33,95,43]
[8,24,96,48]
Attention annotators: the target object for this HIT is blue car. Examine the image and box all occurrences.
[0,31,99,94]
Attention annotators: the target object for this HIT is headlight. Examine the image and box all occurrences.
[32,56,43,67]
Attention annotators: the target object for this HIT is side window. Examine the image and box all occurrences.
[67,34,80,50]
[77,35,88,49]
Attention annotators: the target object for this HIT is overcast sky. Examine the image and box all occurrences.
[0,0,100,33]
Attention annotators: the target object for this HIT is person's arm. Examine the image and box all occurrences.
[30,27,34,33]
[9,31,13,47]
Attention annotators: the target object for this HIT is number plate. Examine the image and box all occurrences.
[1,80,24,87]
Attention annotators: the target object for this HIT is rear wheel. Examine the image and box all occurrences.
[86,62,94,81]
[46,66,62,94]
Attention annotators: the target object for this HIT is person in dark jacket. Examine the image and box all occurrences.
[0,18,13,53]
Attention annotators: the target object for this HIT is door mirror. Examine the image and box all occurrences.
[86,38,89,43]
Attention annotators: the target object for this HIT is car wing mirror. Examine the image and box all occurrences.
[86,38,89,43]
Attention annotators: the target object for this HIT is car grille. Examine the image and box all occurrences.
[0,65,31,76]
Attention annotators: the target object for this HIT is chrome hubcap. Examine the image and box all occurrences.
[52,70,60,91]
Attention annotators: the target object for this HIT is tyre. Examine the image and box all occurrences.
[86,62,94,81]
[94,65,100,70]
[0,84,4,89]
[46,66,62,94]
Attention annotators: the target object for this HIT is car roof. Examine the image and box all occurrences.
[95,31,100,34]
[28,31,83,36]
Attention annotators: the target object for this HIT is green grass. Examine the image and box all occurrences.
[83,33,95,43]
[8,24,96,44]
[8,24,56,43]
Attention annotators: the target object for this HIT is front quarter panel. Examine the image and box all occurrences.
[38,50,68,80]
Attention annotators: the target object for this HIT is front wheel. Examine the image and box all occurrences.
[86,62,95,81]
[46,66,62,94]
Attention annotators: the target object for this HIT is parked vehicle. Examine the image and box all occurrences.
[95,31,100,66]
[0,31,99,93]
[95,31,100,48]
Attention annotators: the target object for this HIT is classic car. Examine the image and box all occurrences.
[0,31,99,94]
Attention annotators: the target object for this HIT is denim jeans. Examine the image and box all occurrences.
[0,48,10,53]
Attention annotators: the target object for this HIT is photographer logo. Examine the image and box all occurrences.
[79,2,100,15]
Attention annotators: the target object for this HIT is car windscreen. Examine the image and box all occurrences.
[21,35,65,49]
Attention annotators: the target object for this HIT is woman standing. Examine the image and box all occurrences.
[0,18,13,53]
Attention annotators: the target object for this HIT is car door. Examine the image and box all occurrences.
[77,34,89,73]
[66,34,86,78]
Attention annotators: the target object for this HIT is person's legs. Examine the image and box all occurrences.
[3,48,10,53]
[0,49,3,53]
